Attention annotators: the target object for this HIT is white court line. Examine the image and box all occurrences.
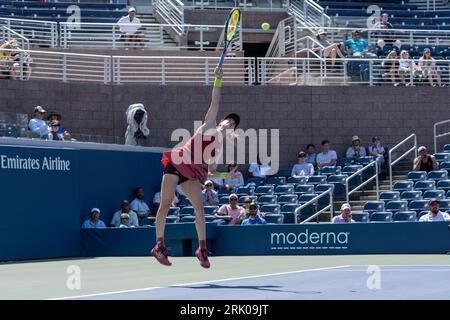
[50,264,351,300]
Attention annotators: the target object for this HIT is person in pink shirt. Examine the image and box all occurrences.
[213,193,243,225]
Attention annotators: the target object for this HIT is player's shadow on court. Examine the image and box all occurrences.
[175,283,321,295]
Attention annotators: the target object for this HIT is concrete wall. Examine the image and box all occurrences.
[2,80,450,168]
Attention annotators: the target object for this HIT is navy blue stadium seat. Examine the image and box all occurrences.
[385,200,408,213]
[264,213,284,224]
[336,158,354,167]
[439,162,450,172]
[370,212,393,222]
[141,217,156,226]
[327,174,348,200]
[274,184,295,195]
[294,184,315,195]
[255,185,274,196]
[218,189,230,197]
[204,206,218,216]
[407,171,427,183]
[437,179,450,192]
[408,200,429,213]
[179,198,191,207]
[260,204,281,215]
[401,190,422,202]
[180,206,195,217]
[246,177,265,187]
[434,153,450,162]
[258,195,277,205]
[427,170,448,181]
[219,197,230,205]
[393,180,414,193]
[393,211,417,222]
[205,215,215,222]
[266,176,286,186]
[439,199,450,211]
[444,144,450,152]
[320,166,341,175]
[351,211,369,223]
[414,180,436,192]
[168,207,180,216]
[166,216,179,223]
[422,189,446,200]
[286,176,307,185]
[277,194,298,205]
[180,215,196,223]
[238,195,257,205]
[235,186,254,196]
[379,191,400,203]
[276,169,292,177]
[363,201,385,214]
[307,175,327,186]
[418,210,429,219]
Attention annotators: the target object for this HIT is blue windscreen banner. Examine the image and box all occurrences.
[0,144,80,260]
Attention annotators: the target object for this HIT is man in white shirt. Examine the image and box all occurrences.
[419,199,450,222]
[117,7,144,49]
[317,140,338,168]
[291,151,314,177]
[28,106,50,139]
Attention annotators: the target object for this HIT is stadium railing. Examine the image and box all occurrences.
[0,17,57,48]
[152,0,185,36]
[296,188,334,224]
[388,133,417,189]
[1,25,29,50]
[182,0,289,10]
[289,0,331,29]
[345,160,379,204]
[434,119,450,154]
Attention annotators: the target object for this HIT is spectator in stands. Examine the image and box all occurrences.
[0,39,32,80]
[249,155,272,178]
[291,151,314,177]
[368,135,386,168]
[213,193,243,225]
[418,48,444,87]
[413,146,437,173]
[28,106,50,139]
[0,40,14,79]
[306,143,317,168]
[312,30,345,67]
[117,7,145,49]
[110,200,139,227]
[332,203,355,224]
[373,13,401,51]
[242,203,267,225]
[345,30,375,57]
[81,208,107,229]
[317,140,337,168]
[10,47,33,81]
[47,112,64,134]
[346,135,367,160]
[419,199,450,222]
[239,196,254,222]
[119,213,135,228]
[48,120,64,141]
[398,50,417,86]
[153,190,178,210]
[202,180,219,206]
[381,50,399,86]
[224,163,245,191]
[130,187,152,221]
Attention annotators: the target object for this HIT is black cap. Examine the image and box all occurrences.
[428,199,439,206]
[249,203,258,209]
[298,151,306,157]
[34,106,46,113]
[121,200,129,205]
[223,113,240,129]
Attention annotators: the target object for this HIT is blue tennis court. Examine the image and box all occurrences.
[64,264,450,300]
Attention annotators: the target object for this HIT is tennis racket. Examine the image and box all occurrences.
[218,8,241,68]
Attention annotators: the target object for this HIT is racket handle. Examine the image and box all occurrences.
[218,51,225,68]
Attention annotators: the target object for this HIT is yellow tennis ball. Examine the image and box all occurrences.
[261,22,270,31]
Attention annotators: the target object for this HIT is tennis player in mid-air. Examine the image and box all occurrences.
[151,66,240,268]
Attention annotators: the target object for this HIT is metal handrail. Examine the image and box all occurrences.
[0,26,30,50]
[297,188,334,224]
[152,0,185,35]
[389,134,417,188]
[345,160,379,203]
[433,119,450,153]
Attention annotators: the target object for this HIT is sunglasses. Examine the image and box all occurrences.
[244,201,252,203]
[230,198,237,201]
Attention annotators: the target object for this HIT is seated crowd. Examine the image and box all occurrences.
[0,39,32,80]
[27,105,75,141]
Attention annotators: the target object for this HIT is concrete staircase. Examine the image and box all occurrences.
[139,13,178,49]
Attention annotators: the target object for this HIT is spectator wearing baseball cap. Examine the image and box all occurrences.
[110,199,139,227]
[346,135,367,160]
[419,199,450,222]
[369,135,386,170]
[332,203,355,223]
[241,203,267,225]
[202,180,219,206]
[81,208,106,229]
[117,7,145,49]
[291,151,314,178]
[413,146,437,173]
[28,105,50,139]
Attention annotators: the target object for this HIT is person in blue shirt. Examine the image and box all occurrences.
[242,203,267,225]
[82,208,107,229]
[130,187,152,221]
[345,30,376,58]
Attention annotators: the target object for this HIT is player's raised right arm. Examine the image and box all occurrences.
[203,67,223,131]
